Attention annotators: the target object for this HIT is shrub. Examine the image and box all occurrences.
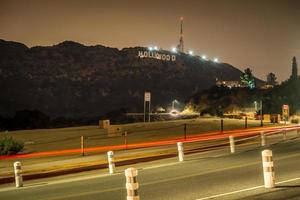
[0,137,24,155]
[291,118,299,124]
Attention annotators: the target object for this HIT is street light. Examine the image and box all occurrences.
[254,101,258,111]
[148,47,153,51]
[154,46,158,50]
[188,50,193,55]
[171,47,177,53]
[172,99,179,110]
[201,55,207,60]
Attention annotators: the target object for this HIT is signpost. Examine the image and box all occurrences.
[144,92,151,122]
[282,104,289,123]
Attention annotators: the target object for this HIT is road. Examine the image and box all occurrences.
[1,135,300,199]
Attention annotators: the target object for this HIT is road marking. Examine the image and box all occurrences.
[142,161,178,170]
[195,177,300,200]
[43,186,124,200]
[0,172,116,193]
[196,185,264,200]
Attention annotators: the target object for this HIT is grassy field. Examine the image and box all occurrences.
[0,117,272,154]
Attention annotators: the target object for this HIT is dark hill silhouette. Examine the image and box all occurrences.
[0,39,259,118]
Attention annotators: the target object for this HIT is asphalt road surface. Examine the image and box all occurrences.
[1,137,300,200]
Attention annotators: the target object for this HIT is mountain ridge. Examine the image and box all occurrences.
[0,39,257,118]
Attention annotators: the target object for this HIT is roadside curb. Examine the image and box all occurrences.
[0,151,176,185]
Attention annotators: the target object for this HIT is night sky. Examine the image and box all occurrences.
[0,0,300,81]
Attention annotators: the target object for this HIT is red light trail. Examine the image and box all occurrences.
[0,125,298,160]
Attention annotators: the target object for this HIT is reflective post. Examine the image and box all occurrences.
[261,149,275,188]
[229,136,235,153]
[107,151,115,174]
[125,168,140,200]
[177,142,184,162]
[261,132,266,146]
[14,161,23,188]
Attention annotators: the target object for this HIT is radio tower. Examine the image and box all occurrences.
[177,17,184,53]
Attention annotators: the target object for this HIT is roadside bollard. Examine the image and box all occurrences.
[220,119,224,132]
[261,132,266,146]
[107,151,115,174]
[81,136,84,156]
[14,161,23,188]
[283,130,287,141]
[229,136,235,153]
[124,131,128,149]
[184,124,187,140]
[125,168,139,200]
[261,149,275,188]
[177,142,184,162]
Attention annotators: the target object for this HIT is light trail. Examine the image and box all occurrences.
[0,124,298,160]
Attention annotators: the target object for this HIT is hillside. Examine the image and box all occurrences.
[0,39,247,119]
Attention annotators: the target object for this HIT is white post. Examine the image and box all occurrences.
[107,151,115,174]
[229,136,235,153]
[125,168,140,200]
[261,132,266,146]
[14,161,23,188]
[177,142,184,162]
[261,149,275,188]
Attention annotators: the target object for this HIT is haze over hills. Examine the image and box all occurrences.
[0,39,254,119]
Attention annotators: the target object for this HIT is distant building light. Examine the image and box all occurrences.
[148,47,153,51]
[154,46,158,50]
[171,47,177,53]
[213,58,219,63]
[201,55,207,60]
[188,50,193,55]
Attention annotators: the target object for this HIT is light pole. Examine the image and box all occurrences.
[254,101,257,111]
[260,100,263,127]
[172,99,178,110]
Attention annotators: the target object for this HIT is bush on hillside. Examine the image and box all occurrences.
[0,137,24,155]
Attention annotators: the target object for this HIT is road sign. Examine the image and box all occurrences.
[144,92,151,102]
[144,92,151,122]
[282,104,289,121]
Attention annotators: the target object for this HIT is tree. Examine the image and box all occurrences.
[290,56,298,80]
[240,68,255,89]
[266,72,277,86]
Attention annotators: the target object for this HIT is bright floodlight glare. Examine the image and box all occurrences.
[213,58,219,63]
[201,55,207,60]
[148,47,153,51]
[154,46,158,50]
[169,109,179,117]
[188,50,193,55]
[171,47,177,53]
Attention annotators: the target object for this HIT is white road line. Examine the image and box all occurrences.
[276,177,300,184]
[196,185,264,200]
[196,177,300,200]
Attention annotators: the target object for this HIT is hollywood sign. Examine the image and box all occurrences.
[138,51,176,62]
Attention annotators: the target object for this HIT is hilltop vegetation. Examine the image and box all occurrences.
[188,77,300,116]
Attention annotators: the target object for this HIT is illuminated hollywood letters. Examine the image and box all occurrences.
[138,51,176,62]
